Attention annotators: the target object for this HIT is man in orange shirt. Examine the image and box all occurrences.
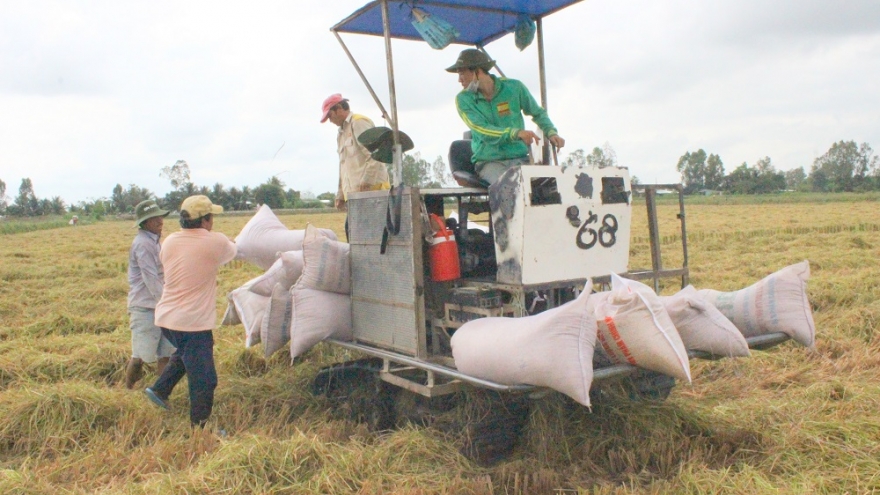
[144,195,236,427]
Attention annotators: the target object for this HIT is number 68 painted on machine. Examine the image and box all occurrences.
[576,211,618,250]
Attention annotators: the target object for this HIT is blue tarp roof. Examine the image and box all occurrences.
[332,0,584,47]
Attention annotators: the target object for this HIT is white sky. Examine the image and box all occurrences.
[1,0,879,204]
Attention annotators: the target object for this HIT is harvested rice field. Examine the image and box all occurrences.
[1,193,879,494]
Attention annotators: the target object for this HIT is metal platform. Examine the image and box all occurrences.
[326,332,791,397]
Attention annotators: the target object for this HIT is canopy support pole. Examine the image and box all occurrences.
[381,0,402,184]
[536,16,550,165]
[333,30,393,126]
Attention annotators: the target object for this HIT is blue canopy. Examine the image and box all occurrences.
[332,0,584,47]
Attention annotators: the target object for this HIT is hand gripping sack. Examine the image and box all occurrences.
[451,284,597,407]
[235,204,336,270]
[697,260,816,348]
[660,285,750,357]
[592,274,692,383]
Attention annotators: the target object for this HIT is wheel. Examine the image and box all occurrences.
[310,358,397,431]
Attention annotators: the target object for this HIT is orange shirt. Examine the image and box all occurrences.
[155,229,237,331]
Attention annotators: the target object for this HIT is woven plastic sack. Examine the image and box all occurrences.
[235,204,336,270]
[289,285,352,360]
[281,250,305,285]
[231,287,269,348]
[298,224,351,294]
[660,286,750,357]
[592,274,691,383]
[260,283,291,358]
[697,261,816,348]
[249,250,304,297]
[451,284,596,407]
[221,291,241,326]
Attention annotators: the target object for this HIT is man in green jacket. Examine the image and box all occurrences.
[447,48,566,184]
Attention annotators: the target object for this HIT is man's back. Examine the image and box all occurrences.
[155,229,236,332]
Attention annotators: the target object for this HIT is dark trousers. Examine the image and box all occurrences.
[151,328,217,427]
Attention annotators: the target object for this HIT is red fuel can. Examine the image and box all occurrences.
[428,214,461,282]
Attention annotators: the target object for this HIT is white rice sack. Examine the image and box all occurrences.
[289,285,352,360]
[248,257,286,297]
[660,286,750,357]
[231,287,269,348]
[451,285,596,407]
[235,204,336,270]
[222,277,260,327]
[221,291,241,326]
[260,283,291,358]
[281,250,305,285]
[697,260,816,348]
[592,274,692,383]
[298,224,351,294]
[249,251,305,297]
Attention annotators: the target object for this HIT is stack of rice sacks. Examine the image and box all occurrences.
[222,205,351,360]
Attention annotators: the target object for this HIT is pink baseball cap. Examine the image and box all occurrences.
[320,93,348,123]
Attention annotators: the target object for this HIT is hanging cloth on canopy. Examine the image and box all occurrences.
[410,7,459,50]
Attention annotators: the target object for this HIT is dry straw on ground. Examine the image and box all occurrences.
[1,194,879,494]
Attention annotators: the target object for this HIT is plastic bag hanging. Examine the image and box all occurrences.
[411,7,459,50]
[514,14,536,51]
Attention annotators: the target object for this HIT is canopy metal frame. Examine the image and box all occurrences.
[330,0,584,179]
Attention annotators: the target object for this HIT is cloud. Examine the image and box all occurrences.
[1,0,879,204]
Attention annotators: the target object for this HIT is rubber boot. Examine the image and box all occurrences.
[125,358,144,389]
[156,357,170,376]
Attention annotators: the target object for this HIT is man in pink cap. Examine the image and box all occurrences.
[321,93,390,237]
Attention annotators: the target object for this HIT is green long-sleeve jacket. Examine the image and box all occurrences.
[454,75,558,163]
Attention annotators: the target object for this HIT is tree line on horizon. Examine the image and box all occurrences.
[0,153,454,219]
[1,140,877,219]
[674,140,879,195]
